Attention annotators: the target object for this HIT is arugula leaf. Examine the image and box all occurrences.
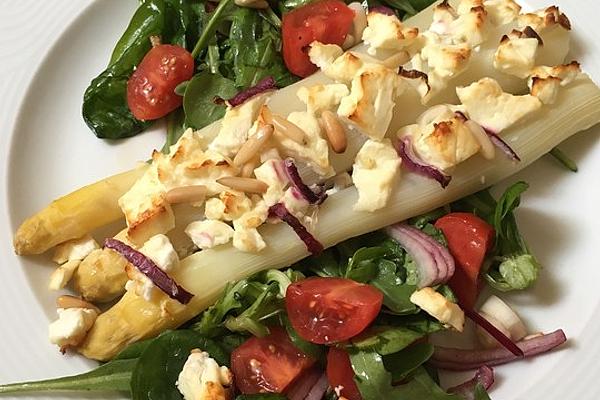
[280,315,325,360]
[370,259,418,314]
[224,282,283,337]
[193,279,249,337]
[183,70,237,129]
[130,330,229,400]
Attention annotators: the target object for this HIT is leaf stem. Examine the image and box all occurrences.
[549,146,578,172]
[191,0,234,59]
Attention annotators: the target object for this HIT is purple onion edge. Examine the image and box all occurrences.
[227,76,276,107]
[269,203,324,255]
[463,307,524,357]
[447,366,495,399]
[483,127,521,162]
[104,238,194,304]
[395,137,452,188]
[284,158,327,205]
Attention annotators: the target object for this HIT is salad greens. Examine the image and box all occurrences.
[82,0,434,140]
[452,181,541,291]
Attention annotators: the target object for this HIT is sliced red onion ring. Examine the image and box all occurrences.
[269,203,324,255]
[370,5,396,15]
[104,238,193,304]
[385,223,455,288]
[216,76,276,107]
[483,127,521,162]
[448,366,494,399]
[287,369,327,400]
[394,137,452,188]
[430,329,566,371]
[284,158,327,205]
[463,308,523,357]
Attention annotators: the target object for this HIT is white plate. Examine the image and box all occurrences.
[0,0,599,399]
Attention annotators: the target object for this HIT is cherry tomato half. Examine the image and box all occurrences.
[435,212,495,309]
[127,44,194,121]
[327,347,362,400]
[286,277,383,344]
[282,0,354,77]
[231,327,316,394]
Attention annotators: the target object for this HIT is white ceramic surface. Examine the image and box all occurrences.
[0,0,599,399]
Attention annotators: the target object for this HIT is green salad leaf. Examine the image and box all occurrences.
[383,342,434,382]
[130,330,229,400]
[183,70,237,129]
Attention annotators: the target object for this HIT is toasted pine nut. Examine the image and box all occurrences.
[241,158,258,178]
[233,124,274,167]
[262,107,306,144]
[56,295,100,313]
[165,185,207,204]
[465,120,495,160]
[217,177,268,194]
[321,111,347,153]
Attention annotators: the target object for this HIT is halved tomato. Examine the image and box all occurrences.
[282,0,354,77]
[231,327,316,394]
[435,212,495,309]
[127,44,194,120]
[327,347,362,400]
[285,277,383,344]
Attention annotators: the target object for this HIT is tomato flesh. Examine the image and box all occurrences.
[286,277,383,344]
[434,212,495,309]
[231,327,316,394]
[127,44,194,120]
[327,347,362,400]
[282,0,354,77]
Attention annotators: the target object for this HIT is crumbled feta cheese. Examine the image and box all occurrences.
[48,259,81,291]
[338,64,403,140]
[494,33,539,78]
[456,78,542,133]
[232,224,266,253]
[456,0,483,15]
[352,139,401,212]
[410,287,465,331]
[348,2,367,43]
[254,159,289,206]
[140,234,179,272]
[48,308,97,347]
[209,93,270,158]
[125,272,156,302]
[528,62,581,104]
[409,112,481,170]
[205,191,253,221]
[420,37,472,79]
[185,220,234,250]
[52,235,99,264]
[448,6,487,47]
[176,350,232,400]
[484,0,521,26]
[308,41,343,71]
[362,12,419,55]
[517,6,571,32]
[297,84,350,115]
[235,200,269,230]
[430,1,457,36]
[275,111,333,177]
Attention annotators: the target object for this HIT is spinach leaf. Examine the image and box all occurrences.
[370,259,418,314]
[474,383,492,400]
[114,337,155,360]
[280,315,325,360]
[0,359,135,394]
[161,107,187,153]
[349,351,461,400]
[383,343,434,382]
[183,71,237,129]
[130,330,229,400]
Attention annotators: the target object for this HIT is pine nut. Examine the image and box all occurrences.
[165,185,207,204]
[465,120,495,160]
[241,158,258,178]
[233,124,274,167]
[56,295,100,313]
[217,177,268,194]
[262,107,306,144]
[321,110,347,153]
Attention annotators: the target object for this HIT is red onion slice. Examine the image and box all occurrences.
[385,223,455,287]
[287,369,327,400]
[483,127,521,162]
[370,5,396,15]
[447,366,494,399]
[463,308,523,357]
[104,238,193,304]
[430,329,566,371]
[394,137,452,188]
[284,158,327,205]
[217,76,276,107]
[269,203,324,255]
